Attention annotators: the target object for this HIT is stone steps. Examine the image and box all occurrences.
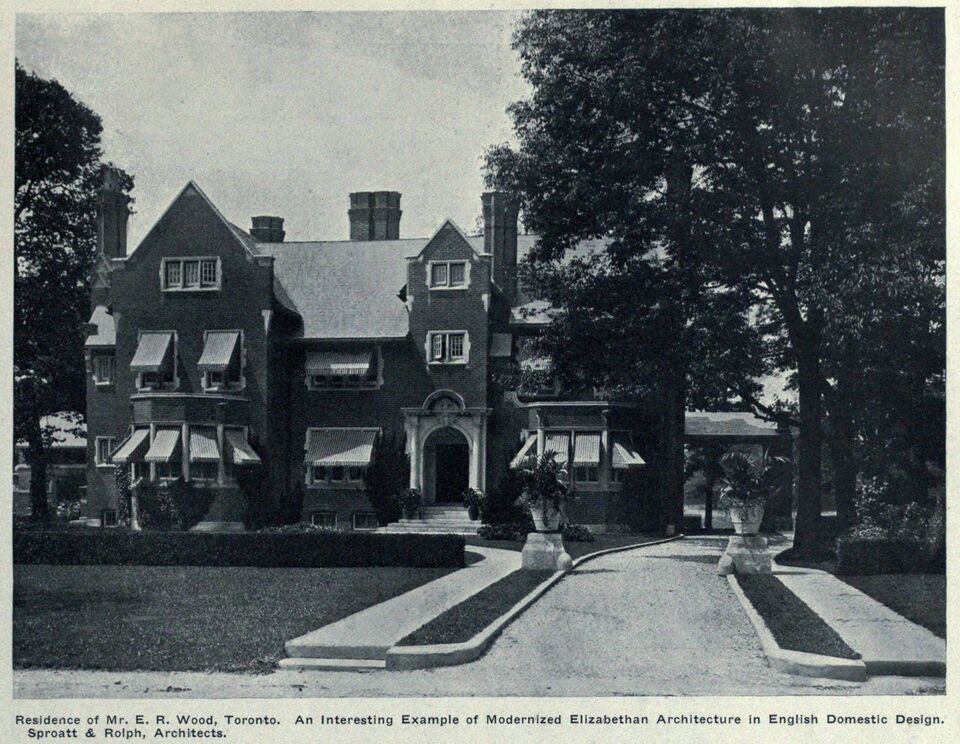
[378,504,480,534]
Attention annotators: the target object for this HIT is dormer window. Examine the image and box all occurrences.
[162,257,220,291]
[429,260,468,289]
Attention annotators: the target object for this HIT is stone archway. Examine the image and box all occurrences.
[403,390,490,503]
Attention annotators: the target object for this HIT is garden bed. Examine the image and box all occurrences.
[736,573,859,660]
[397,569,554,646]
[14,563,457,672]
[839,574,945,639]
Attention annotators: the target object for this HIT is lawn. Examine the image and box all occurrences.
[736,573,859,660]
[839,574,946,639]
[464,532,663,560]
[14,564,455,673]
[398,570,554,646]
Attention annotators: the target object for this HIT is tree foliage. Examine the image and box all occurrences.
[14,61,134,519]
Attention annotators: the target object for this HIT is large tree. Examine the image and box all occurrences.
[487,8,943,553]
[15,61,133,519]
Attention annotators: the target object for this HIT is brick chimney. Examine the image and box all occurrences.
[482,191,519,301]
[98,167,130,259]
[250,216,285,243]
[349,191,401,240]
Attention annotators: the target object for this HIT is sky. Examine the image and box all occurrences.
[16,11,527,246]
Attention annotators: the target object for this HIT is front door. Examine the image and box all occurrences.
[435,442,469,503]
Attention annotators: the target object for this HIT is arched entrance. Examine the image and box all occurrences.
[424,427,470,504]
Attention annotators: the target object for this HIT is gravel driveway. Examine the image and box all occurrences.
[14,537,944,698]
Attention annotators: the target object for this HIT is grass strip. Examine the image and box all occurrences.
[736,573,859,660]
[397,569,554,646]
[839,574,945,639]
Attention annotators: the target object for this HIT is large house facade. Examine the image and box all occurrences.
[81,171,713,532]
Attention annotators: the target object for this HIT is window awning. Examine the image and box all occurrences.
[197,331,239,371]
[130,332,174,373]
[305,428,378,467]
[144,428,182,463]
[519,356,553,373]
[110,429,150,464]
[189,427,220,463]
[543,432,570,466]
[225,429,262,465]
[509,434,537,470]
[306,350,373,377]
[573,432,602,466]
[611,434,645,469]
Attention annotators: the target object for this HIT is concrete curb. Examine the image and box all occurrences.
[727,574,867,682]
[386,534,685,671]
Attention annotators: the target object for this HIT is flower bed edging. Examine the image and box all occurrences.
[727,574,867,682]
[385,534,685,671]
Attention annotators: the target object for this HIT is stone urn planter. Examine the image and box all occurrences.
[463,488,485,522]
[728,498,764,535]
[516,453,572,572]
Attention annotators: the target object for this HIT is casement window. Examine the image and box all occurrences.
[101,509,118,528]
[155,462,181,481]
[429,260,468,289]
[353,512,378,530]
[310,511,337,529]
[428,331,468,364]
[161,257,220,291]
[93,355,116,386]
[95,437,116,467]
[574,466,600,483]
[310,465,367,487]
[191,462,218,482]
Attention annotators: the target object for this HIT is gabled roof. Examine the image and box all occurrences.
[85,305,116,347]
[257,239,428,339]
[409,219,486,260]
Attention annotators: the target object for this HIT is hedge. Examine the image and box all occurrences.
[835,537,936,576]
[13,529,465,569]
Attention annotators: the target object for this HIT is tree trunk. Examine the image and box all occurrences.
[703,473,715,531]
[25,417,51,522]
[792,354,824,555]
[661,379,687,533]
[827,413,857,534]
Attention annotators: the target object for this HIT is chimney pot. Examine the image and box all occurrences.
[250,215,285,243]
[349,191,401,240]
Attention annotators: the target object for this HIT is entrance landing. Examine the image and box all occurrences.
[282,546,519,669]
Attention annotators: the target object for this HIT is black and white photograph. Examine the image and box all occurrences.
[5,0,953,737]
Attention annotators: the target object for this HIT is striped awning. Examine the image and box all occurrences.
[305,350,373,377]
[543,432,570,466]
[189,427,220,463]
[305,428,378,467]
[144,428,181,463]
[225,429,262,465]
[573,432,602,466]
[130,331,174,373]
[110,429,150,464]
[509,434,537,470]
[611,434,645,469]
[197,331,239,371]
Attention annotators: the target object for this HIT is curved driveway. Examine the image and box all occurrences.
[14,538,944,698]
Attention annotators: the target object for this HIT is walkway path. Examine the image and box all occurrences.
[775,562,945,675]
[284,546,520,665]
[15,537,943,697]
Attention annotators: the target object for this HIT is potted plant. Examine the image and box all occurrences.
[462,488,485,521]
[516,453,568,532]
[718,449,785,535]
[398,487,422,519]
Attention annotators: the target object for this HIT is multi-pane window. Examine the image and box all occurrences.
[430,261,467,288]
[311,464,366,487]
[130,461,150,482]
[95,437,116,466]
[353,512,378,530]
[191,462,218,482]
[155,462,180,480]
[101,509,118,527]
[429,332,468,363]
[93,355,116,385]
[574,466,600,483]
[309,370,377,390]
[310,511,337,528]
[162,257,220,290]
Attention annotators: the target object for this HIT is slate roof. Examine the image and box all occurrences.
[684,411,782,439]
[257,239,426,339]
[85,305,116,347]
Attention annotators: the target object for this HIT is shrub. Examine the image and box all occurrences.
[259,522,343,534]
[14,529,465,568]
[136,478,215,531]
[398,487,422,518]
[238,466,271,530]
[365,430,408,525]
[836,537,924,575]
[562,523,594,542]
